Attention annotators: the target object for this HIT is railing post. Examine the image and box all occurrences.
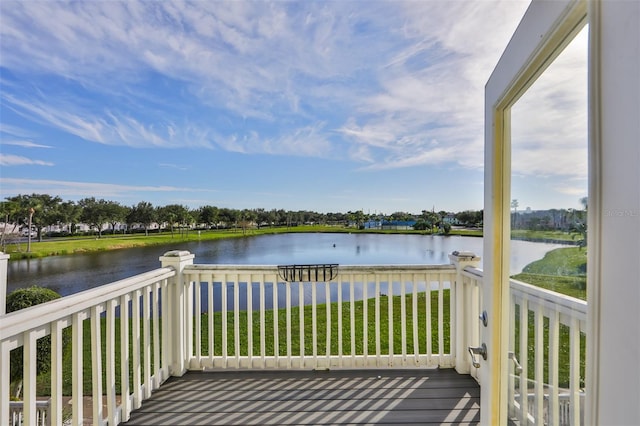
[0,252,9,316]
[449,251,481,375]
[160,250,195,377]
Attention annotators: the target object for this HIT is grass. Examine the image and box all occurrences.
[510,229,578,243]
[512,246,587,300]
[21,290,450,397]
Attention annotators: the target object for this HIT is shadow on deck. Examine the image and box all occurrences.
[122,368,480,425]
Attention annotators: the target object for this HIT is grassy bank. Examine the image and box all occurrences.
[512,246,587,300]
[3,225,483,260]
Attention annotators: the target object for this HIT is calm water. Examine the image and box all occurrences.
[6,233,563,297]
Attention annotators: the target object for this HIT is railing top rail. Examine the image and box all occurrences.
[0,267,175,340]
[461,266,484,279]
[509,277,587,316]
[185,263,457,275]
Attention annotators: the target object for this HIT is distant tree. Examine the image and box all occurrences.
[104,201,128,234]
[511,199,519,229]
[570,197,588,248]
[198,205,220,229]
[6,194,63,247]
[57,201,81,235]
[78,197,112,237]
[128,201,156,236]
[347,210,366,229]
[0,200,22,251]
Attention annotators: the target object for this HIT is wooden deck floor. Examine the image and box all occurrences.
[122,368,480,425]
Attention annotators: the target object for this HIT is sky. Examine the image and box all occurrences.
[0,0,588,214]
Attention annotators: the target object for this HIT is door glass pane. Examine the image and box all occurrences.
[509,26,588,425]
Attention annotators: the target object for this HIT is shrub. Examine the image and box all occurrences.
[7,286,61,384]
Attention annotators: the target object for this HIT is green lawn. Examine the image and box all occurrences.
[22,290,450,397]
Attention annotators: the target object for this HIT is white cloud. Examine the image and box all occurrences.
[0,154,54,166]
[0,0,586,182]
[1,140,52,149]
[0,177,209,198]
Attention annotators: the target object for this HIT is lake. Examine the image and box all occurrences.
[6,233,564,297]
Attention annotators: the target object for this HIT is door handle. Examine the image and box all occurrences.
[468,343,487,368]
[508,351,523,375]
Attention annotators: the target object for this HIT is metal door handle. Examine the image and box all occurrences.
[508,351,523,375]
[468,343,487,368]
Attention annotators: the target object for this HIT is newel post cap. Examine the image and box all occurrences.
[449,251,481,270]
[159,250,195,270]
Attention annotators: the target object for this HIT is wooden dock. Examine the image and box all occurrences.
[122,368,480,425]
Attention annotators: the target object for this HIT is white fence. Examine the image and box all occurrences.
[1,250,587,425]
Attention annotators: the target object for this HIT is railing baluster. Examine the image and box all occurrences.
[362,274,368,366]
[120,294,131,422]
[23,330,36,426]
[221,274,228,366]
[72,312,83,424]
[350,275,355,362]
[298,281,305,367]
[534,303,544,423]
[570,316,581,425]
[152,282,160,385]
[412,273,419,365]
[132,290,142,409]
[194,274,202,365]
[549,309,560,426]
[425,274,432,364]
[438,273,444,361]
[247,276,253,366]
[207,277,214,365]
[286,281,292,368]
[143,288,152,399]
[326,280,331,366]
[161,279,169,378]
[518,297,529,424]
[388,273,393,365]
[259,279,265,367]
[312,280,318,365]
[400,276,407,366]
[508,289,516,419]
[337,279,343,366]
[233,274,240,366]
[106,300,117,426]
[51,319,63,426]
[375,276,380,366]
[272,275,279,367]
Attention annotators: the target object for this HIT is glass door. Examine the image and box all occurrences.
[508,25,588,425]
[482,1,588,424]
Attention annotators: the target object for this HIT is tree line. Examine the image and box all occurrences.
[0,193,484,242]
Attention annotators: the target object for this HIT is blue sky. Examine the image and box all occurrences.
[0,1,587,214]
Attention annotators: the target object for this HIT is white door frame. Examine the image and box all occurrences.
[484,0,640,424]
[483,0,587,424]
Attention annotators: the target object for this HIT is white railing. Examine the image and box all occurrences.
[181,263,458,370]
[0,250,587,426]
[9,399,51,426]
[508,278,587,426]
[0,255,178,426]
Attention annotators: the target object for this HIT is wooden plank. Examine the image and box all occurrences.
[122,369,480,425]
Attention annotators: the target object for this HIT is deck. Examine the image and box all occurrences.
[122,368,480,425]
